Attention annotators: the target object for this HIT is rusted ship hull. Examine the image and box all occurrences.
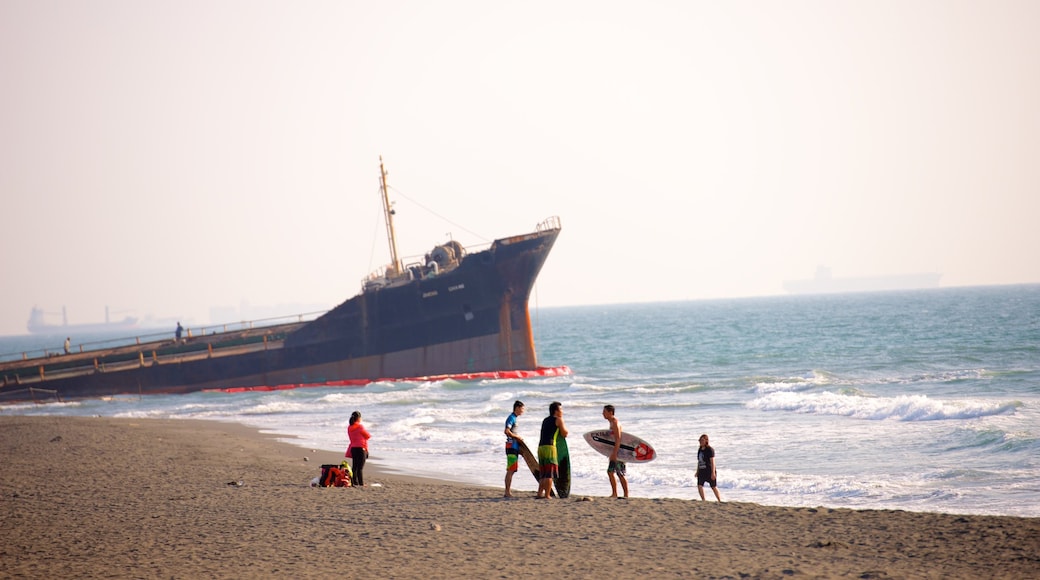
[0,220,564,403]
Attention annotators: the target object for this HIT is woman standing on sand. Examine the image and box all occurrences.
[346,411,371,486]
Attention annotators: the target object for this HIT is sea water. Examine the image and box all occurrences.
[3,285,1038,517]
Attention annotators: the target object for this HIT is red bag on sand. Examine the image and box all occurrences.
[319,464,351,487]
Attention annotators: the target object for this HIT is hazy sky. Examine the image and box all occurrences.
[2,1,1038,337]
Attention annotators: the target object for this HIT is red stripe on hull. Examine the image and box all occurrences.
[208,365,572,393]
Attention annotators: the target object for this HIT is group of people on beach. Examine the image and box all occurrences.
[503,400,722,501]
[340,400,721,500]
[503,400,570,499]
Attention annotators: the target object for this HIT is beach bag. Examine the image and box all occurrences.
[319,464,351,487]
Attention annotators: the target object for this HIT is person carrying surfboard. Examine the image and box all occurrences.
[536,401,568,499]
[503,400,526,498]
[602,404,630,499]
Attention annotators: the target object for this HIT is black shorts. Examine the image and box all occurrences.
[697,472,716,488]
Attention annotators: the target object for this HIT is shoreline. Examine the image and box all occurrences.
[2,415,1038,578]
[252,424,1033,519]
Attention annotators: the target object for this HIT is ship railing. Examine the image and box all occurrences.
[0,315,324,387]
[361,249,473,290]
[0,311,328,364]
[537,216,562,232]
[189,310,327,337]
[358,218,558,291]
[0,386,61,404]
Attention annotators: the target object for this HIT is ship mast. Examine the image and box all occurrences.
[379,156,403,276]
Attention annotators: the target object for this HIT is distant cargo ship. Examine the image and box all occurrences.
[783,266,942,295]
[27,306,139,335]
[1,158,567,403]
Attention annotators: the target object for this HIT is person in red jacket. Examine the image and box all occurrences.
[346,411,371,486]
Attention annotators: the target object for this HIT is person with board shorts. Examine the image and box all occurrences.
[536,401,568,499]
[602,404,629,499]
[503,400,526,497]
[697,434,722,502]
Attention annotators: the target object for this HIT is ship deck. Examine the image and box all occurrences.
[0,322,306,389]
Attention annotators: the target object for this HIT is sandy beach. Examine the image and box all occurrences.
[1,416,1037,579]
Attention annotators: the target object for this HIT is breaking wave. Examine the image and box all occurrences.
[746,391,1019,421]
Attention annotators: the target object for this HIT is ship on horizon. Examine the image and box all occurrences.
[1,158,567,403]
[783,266,942,295]
[27,306,140,335]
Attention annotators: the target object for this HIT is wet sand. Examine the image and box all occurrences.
[1,415,1037,578]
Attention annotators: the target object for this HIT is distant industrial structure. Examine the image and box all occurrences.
[784,266,942,295]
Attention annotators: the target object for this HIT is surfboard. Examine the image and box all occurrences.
[553,432,571,498]
[583,430,657,463]
[516,439,541,485]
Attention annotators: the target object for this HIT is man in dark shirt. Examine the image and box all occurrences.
[536,401,568,499]
[697,433,722,502]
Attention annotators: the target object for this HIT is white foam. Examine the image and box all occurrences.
[747,391,1019,421]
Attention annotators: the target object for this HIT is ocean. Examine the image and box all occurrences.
[3,284,1038,517]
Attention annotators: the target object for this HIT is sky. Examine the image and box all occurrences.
[1,1,1038,337]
